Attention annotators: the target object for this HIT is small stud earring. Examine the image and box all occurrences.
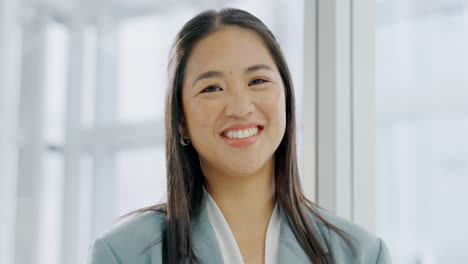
[179,134,191,146]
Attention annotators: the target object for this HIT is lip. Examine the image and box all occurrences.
[220,123,264,148]
[220,122,264,134]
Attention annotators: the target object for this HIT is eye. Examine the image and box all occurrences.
[249,78,268,86]
[202,85,222,93]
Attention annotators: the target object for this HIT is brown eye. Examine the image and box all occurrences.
[249,79,267,86]
[202,86,222,93]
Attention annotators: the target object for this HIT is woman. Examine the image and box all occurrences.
[88,8,391,264]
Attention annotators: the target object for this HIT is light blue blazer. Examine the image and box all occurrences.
[88,202,392,263]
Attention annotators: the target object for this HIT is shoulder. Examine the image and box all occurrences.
[310,207,392,264]
[87,210,166,264]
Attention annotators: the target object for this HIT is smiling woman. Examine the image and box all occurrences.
[87,8,391,264]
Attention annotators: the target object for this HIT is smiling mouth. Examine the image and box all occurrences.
[219,125,264,148]
[220,125,264,139]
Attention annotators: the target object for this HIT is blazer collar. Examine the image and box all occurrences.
[276,203,329,263]
[191,195,328,263]
[191,197,224,264]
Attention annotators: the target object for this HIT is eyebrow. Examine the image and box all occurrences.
[191,64,274,87]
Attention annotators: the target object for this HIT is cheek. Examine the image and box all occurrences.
[258,88,286,125]
[185,101,219,135]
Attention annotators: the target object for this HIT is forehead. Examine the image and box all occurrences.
[185,27,276,76]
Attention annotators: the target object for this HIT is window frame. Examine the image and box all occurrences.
[303,0,376,231]
[0,0,21,263]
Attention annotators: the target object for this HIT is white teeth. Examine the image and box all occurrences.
[240,130,247,138]
[224,127,260,139]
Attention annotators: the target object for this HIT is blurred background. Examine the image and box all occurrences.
[0,0,467,263]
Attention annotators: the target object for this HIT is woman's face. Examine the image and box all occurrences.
[181,27,286,178]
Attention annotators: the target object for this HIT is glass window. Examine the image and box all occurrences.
[375,0,468,263]
[82,26,97,129]
[39,151,64,264]
[117,15,171,124]
[44,22,67,145]
[115,147,166,218]
[40,21,68,264]
[77,154,94,264]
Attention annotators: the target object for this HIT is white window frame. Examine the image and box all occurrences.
[15,6,48,264]
[302,0,376,232]
[59,2,196,264]
[60,12,166,264]
[0,0,20,263]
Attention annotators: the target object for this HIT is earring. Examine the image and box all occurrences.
[179,134,191,146]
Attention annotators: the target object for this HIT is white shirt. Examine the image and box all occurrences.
[203,189,281,264]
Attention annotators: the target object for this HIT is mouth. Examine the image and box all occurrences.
[220,125,264,139]
[219,125,264,147]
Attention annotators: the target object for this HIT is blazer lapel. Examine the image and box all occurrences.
[277,205,329,263]
[191,197,224,264]
[191,196,329,264]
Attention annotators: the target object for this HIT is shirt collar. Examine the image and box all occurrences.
[191,189,329,263]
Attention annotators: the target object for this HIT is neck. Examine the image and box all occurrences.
[202,158,276,232]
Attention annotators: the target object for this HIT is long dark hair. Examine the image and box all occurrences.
[129,8,355,263]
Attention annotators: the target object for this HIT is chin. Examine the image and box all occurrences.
[224,159,271,176]
[231,167,261,176]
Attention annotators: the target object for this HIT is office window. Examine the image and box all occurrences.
[117,16,169,123]
[40,21,67,264]
[375,0,468,263]
[115,147,166,218]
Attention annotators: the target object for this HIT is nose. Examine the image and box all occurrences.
[224,93,255,118]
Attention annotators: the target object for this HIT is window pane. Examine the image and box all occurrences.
[115,147,166,218]
[39,151,63,264]
[44,22,67,145]
[376,1,468,263]
[40,21,68,264]
[78,154,94,264]
[82,26,97,128]
[117,16,170,123]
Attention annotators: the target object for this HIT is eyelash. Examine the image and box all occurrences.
[201,79,268,93]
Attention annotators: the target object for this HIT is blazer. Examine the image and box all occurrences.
[87,203,392,264]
